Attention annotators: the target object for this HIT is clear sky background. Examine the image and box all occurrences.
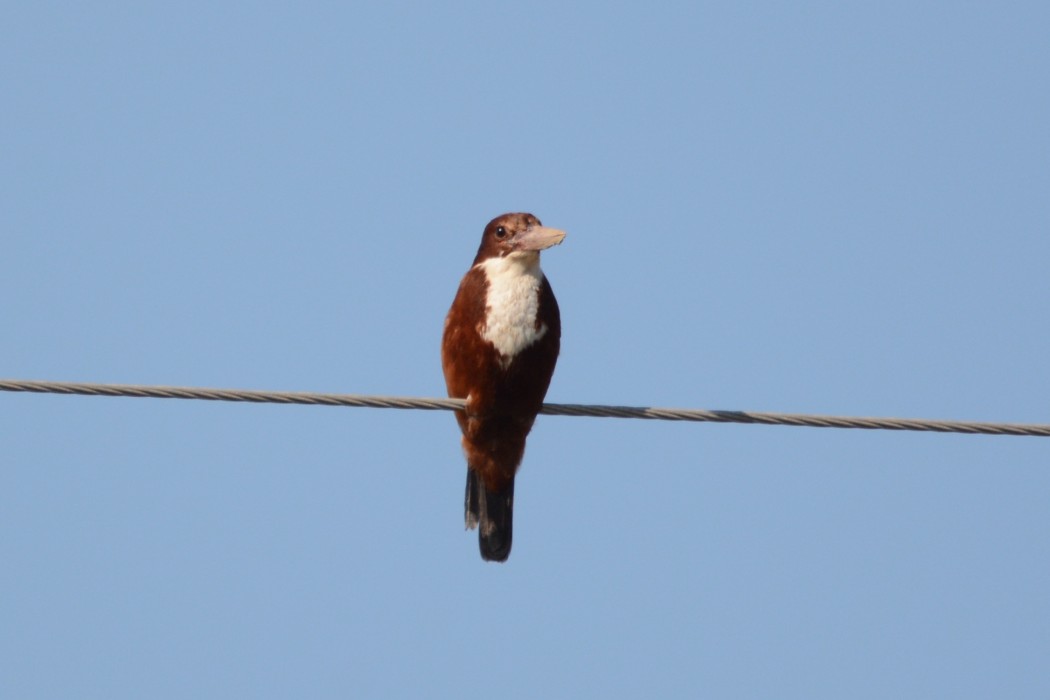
[3,2,1049,698]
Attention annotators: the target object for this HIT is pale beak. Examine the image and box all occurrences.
[515,225,566,252]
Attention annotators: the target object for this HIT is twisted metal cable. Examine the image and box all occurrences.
[2,378,1048,437]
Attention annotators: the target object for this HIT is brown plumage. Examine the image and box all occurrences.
[441,213,565,562]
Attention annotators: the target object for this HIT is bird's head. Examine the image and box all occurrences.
[472,213,566,266]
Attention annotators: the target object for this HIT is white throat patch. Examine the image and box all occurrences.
[478,253,548,366]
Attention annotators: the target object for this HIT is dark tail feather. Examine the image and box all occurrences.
[464,470,514,562]
[465,469,480,530]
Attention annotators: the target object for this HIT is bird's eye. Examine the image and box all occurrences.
[495,226,507,238]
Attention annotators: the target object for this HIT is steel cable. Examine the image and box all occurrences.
[3,378,1048,437]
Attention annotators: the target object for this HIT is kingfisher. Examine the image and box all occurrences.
[441,213,565,562]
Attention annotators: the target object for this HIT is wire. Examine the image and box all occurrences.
[2,378,1048,437]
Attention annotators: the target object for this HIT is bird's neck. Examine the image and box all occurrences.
[477,254,548,364]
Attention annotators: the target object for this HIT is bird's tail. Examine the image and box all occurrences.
[465,470,514,562]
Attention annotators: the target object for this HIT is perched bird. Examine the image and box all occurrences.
[442,213,565,562]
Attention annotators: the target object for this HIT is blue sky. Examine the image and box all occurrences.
[3,2,1049,698]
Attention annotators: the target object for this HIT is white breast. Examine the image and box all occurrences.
[478,254,548,365]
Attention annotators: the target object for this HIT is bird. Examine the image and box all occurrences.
[441,213,565,562]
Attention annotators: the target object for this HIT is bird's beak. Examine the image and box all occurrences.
[515,225,566,252]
